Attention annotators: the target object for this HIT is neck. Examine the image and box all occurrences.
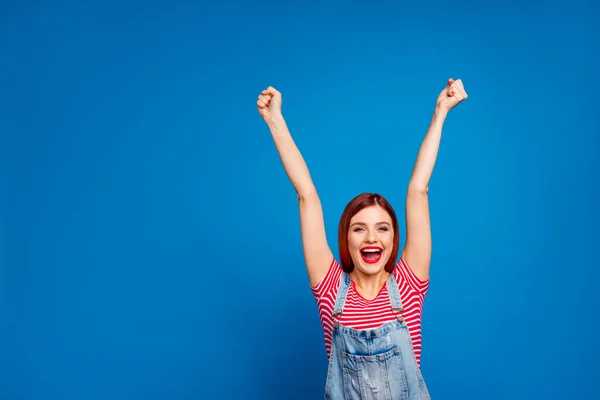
[350,269,390,298]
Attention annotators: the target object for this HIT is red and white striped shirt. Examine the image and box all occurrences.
[311,258,430,367]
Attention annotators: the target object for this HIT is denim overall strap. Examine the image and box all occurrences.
[332,272,351,322]
[386,272,405,322]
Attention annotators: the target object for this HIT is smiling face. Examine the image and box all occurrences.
[347,205,395,276]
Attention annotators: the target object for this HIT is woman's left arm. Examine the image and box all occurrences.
[402,78,468,281]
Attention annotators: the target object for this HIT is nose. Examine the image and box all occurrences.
[366,229,378,243]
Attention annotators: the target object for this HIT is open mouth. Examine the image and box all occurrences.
[360,247,383,264]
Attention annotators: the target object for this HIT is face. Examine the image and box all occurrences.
[347,205,395,276]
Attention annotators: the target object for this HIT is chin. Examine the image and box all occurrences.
[353,257,390,275]
[356,265,385,275]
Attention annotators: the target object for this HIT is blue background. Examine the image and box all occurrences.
[3,0,599,399]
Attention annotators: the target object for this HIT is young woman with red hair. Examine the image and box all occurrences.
[257,79,468,399]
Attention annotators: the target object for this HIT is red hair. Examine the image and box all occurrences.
[338,193,400,274]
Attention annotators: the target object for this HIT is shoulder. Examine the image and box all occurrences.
[311,257,343,298]
[393,257,430,295]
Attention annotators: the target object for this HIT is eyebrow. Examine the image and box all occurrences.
[350,221,391,227]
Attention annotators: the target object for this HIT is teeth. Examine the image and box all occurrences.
[362,249,381,252]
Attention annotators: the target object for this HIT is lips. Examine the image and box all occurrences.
[360,246,383,264]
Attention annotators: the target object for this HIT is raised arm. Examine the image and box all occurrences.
[257,86,334,287]
[402,79,468,281]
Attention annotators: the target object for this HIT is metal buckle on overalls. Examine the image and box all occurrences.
[393,307,405,322]
[333,314,340,328]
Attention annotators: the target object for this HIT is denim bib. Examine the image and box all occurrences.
[324,272,431,399]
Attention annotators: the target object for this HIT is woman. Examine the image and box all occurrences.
[256,79,468,399]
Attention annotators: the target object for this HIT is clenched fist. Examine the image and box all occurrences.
[436,78,468,112]
[257,86,282,123]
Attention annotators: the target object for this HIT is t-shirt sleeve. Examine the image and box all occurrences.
[398,258,430,295]
[310,257,343,301]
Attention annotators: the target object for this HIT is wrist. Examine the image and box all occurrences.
[433,105,448,118]
[266,113,285,127]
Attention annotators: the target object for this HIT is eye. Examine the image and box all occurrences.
[353,227,364,232]
[378,227,389,231]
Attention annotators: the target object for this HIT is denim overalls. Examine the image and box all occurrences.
[324,272,431,400]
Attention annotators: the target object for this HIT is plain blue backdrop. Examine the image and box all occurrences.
[3,0,599,399]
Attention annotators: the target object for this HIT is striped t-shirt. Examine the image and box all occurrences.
[311,258,430,367]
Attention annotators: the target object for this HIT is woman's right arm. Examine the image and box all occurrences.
[257,86,334,287]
